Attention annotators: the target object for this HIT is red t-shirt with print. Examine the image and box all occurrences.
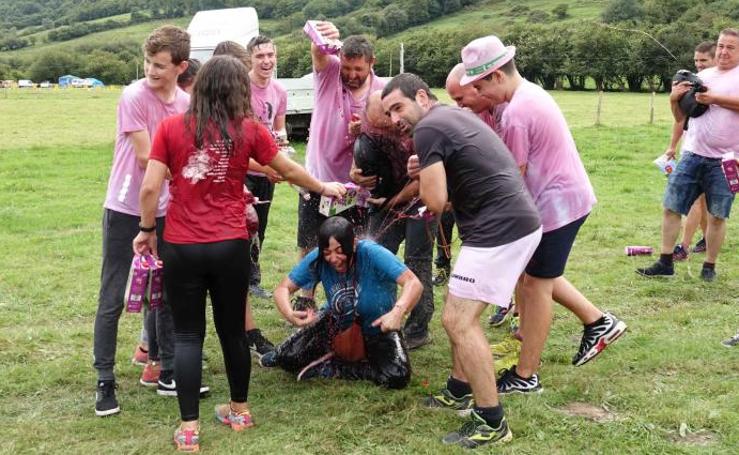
[150,113,278,244]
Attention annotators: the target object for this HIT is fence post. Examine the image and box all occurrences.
[399,42,404,74]
[649,91,655,125]
[595,91,603,126]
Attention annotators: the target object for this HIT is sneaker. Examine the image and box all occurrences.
[432,266,450,286]
[249,284,272,300]
[157,371,210,397]
[572,312,627,366]
[215,403,255,431]
[636,261,674,278]
[405,333,432,350]
[95,380,120,417]
[247,329,275,359]
[442,410,513,447]
[297,352,336,381]
[496,366,542,395]
[173,425,200,452]
[139,360,161,387]
[424,387,475,417]
[721,333,739,348]
[488,303,513,327]
[700,266,716,282]
[673,244,689,261]
[291,295,317,312]
[692,238,706,253]
[259,350,278,368]
[490,338,521,357]
[131,344,148,366]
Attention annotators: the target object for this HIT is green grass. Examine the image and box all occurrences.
[0,88,738,453]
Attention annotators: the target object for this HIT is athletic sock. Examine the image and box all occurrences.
[474,404,505,428]
[447,376,472,397]
[659,253,673,267]
[702,261,715,270]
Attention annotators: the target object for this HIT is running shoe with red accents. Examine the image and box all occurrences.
[131,344,148,366]
[173,426,199,452]
[139,360,160,387]
[215,404,255,431]
[572,312,627,366]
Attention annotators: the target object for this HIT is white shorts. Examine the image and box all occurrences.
[448,227,542,308]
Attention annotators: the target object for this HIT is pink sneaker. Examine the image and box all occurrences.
[131,344,148,366]
[173,425,199,452]
[139,360,160,386]
[215,404,255,431]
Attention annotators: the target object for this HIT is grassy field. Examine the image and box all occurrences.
[0,88,737,454]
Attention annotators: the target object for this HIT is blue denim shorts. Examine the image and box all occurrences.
[663,151,735,219]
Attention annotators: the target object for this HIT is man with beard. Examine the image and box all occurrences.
[297,22,386,257]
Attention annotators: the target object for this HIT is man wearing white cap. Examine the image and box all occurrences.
[382,73,542,448]
[460,35,627,394]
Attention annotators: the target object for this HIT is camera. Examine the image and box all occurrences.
[673,69,709,118]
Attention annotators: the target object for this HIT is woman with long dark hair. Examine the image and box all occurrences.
[133,55,344,452]
[262,216,423,389]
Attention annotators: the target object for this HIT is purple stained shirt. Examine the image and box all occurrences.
[305,56,386,182]
[249,78,287,176]
[103,79,190,217]
[500,80,596,233]
[683,64,739,159]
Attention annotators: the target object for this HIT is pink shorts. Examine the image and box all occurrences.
[448,227,542,308]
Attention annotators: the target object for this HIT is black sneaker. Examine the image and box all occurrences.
[672,244,689,261]
[700,266,716,282]
[572,312,627,366]
[432,266,450,287]
[95,380,120,417]
[249,284,272,300]
[496,366,542,395]
[157,370,210,397]
[488,303,513,327]
[424,387,474,417]
[692,238,706,253]
[259,350,278,368]
[291,295,317,312]
[636,261,674,278]
[442,410,513,447]
[405,333,432,350]
[247,329,275,359]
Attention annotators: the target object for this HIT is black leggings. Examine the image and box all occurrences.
[162,239,251,421]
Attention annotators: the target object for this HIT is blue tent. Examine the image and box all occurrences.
[58,75,77,88]
[85,78,104,87]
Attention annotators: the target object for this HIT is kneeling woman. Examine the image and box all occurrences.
[263,216,423,389]
[133,56,345,452]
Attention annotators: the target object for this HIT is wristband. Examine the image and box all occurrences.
[139,223,156,233]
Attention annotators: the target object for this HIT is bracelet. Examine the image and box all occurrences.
[138,223,156,233]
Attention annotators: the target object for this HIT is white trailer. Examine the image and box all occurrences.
[187,7,313,138]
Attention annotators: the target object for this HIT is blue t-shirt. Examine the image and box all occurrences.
[288,240,407,336]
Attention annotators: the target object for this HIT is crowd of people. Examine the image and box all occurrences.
[91,21,739,452]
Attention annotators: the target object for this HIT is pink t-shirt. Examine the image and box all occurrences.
[683,64,739,159]
[500,80,596,233]
[104,79,190,216]
[305,56,386,182]
[477,103,506,135]
[249,78,287,176]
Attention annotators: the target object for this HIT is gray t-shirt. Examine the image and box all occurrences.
[414,105,541,247]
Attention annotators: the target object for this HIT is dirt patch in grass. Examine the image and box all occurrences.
[558,402,618,423]
[668,424,719,447]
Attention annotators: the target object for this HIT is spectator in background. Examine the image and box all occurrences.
[664,41,716,261]
[638,29,739,282]
[176,58,201,94]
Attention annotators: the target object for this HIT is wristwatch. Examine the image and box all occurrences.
[139,223,156,233]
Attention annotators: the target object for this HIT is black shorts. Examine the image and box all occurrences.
[296,192,367,249]
[525,214,589,279]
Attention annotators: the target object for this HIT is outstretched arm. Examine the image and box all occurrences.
[371,269,422,333]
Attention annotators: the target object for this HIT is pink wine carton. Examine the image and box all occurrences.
[722,152,739,193]
[145,255,163,310]
[304,20,342,55]
[125,255,150,313]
